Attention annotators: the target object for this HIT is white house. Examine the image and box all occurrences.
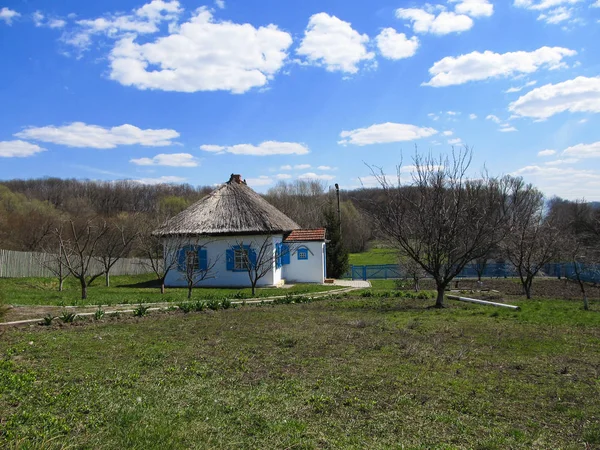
[154,174,327,288]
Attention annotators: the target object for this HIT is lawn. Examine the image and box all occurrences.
[0,274,341,308]
[1,292,599,449]
[348,247,398,266]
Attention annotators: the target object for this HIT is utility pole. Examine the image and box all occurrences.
[335,183,341,235]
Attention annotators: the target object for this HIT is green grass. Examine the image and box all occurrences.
[1,295,599,449]
[349,247,398,266]
[0,274,341,308]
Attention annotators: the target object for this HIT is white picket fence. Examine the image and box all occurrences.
[0,248,153,278]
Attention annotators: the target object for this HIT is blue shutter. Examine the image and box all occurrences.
[198,247,208,271]
[248,248,257,269]
[281,244,290,265]
[177,246,188,271]
[226,249,234,271]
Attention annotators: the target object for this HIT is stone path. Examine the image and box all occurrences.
[331,279,371,288]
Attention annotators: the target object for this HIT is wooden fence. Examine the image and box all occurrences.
[0,249,153,278]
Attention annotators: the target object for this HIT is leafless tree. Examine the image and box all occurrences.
[501,187,563,299]
[371,149,527,308]
[399,255,425,291]
[56,218,109,300]
[36,232,69,292]
[176,240,220,299]
[229,236,297,296]
[95,216,139,287]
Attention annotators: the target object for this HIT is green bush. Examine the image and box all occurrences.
[94,307,105,320]
[178,302,193,313]
[40,314,54,326]
[193,300,206,312]
[133,304,150,317]
[60,311,76,323]
[221,299,232,309]
[206,298,221,311]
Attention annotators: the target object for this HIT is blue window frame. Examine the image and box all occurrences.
[297,247,309,260]
[177,246,208,272]
[226,245,256,271]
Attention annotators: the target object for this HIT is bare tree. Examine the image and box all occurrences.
[228,236,296,296]
[56,218,109,300]
[36,234,69,292]
[95,216,139,287]
[399,255,426,292]
[371,149,526,308]
[502,188,563,299]
[176,240,220,299]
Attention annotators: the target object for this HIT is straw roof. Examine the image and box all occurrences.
[154,174,300,236]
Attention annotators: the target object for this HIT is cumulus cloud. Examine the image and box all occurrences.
[132,175,187,185]
[514,0,582,24]
[0,140,46,158]
[442,131,453,136]
[424,47,576,87]
[563,141,600,158]
[396,8,473,35]
[451,0,494,17]
[15,122,179,148]
[317,165,337,170]
[246,176,274,186]
[200,141,309,156]
[0,7,20,25]
[109,8,293,93]
[505,80,537,93]
[296,13,374,73]
[486,114,502,123]
[275,173,292,180]
[509,76,600,119]
[130,153,198,167]
[339,122,437,146]
[215,0,225,9]
[538,149,557,156]
[469,113,478,119]
[375,28,419,60]
[448,138,463,145]
[512,164,600,200]
[297,172,335,181]
[499,125,518,132]
[294,164,311,170]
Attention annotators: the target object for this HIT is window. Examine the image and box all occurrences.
[234,247,250,270]
[186,250,199,273]
[298,247,308,260]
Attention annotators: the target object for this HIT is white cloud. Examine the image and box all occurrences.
[215,0,225,9]
[33,11,44,27]
[375,28,419,60]
[317,165,337,171]
[15,122,179,149]
[512,164,600,200]
[538,6,573,23]
[442,130,453,136]
[33,11,66,29]
[448,138,463,145]
[514,0,582,24]
[514,0,581,10]
[451,0,494,17]
[563,141,600,158]
[48,19,67,29]
[280,165,292,170]
[0,140,46,158]
[0,7,20,25]
[469,113,478,119]
[109,8,292,93]
[297,172,336,181]
[200,141,310,156]
[544,158,579,165]
[505,80,537,93]
[499,125,518,132]
[592,0,600,7]
[294,164,311,170]
[132,175,186,185]
[425,47,575,87]
[428,113,440,121]
[339,122,437,146]
[246,176,274,186]
[509,76,600,119]
[130,153,198,167]
[396,8,474,35]
[275,173,292,180]
[296,13,374,74]
[447,111,460,116]
[486,114,502,123]
[538,149,557,156]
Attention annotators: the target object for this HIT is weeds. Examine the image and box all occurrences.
[206,298,221,311]
[94,307,105,320]
[59,311,76,323]
[193,300,206,312]
[133,304,150,317]
[40,315,54,326]
[221,299,232,310]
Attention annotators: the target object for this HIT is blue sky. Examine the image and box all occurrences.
[1,0,600,198]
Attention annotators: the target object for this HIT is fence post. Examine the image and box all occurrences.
[362,266,367,281]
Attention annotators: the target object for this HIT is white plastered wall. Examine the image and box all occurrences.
[282,241,325,284]
[163,234,283,288]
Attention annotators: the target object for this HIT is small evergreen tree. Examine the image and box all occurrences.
[324,204,349,278]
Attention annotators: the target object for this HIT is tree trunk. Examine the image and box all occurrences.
[434,286,445,308]
[187,285,193,299]
[524,279,532,300]
[583,294,589,311]
[251,283,256,296]
[58,277,64,292]
[105,271,110,287]
[160,282,165,295]
[80,278,88,300]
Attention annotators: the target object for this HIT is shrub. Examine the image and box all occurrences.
[193,300,206,312]
[60,311,77,323]
[206,298,221,311]
[221,299,232,309]
[133,304,150,317]
[94,307,105,320]
[178,302,193,313]
[232,291,246,300]
[40,315,54,326]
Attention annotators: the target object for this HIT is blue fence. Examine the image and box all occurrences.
[345,262,600,282]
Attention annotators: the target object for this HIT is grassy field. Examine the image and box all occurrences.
[348,247,398,266]
[0,274,341,308]
[1,291,599,449]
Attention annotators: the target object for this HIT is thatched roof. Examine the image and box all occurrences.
[154,174,300,236]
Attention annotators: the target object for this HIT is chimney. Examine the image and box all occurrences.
[230,174,243,184]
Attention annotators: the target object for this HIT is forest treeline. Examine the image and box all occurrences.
[0,177,373,253]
